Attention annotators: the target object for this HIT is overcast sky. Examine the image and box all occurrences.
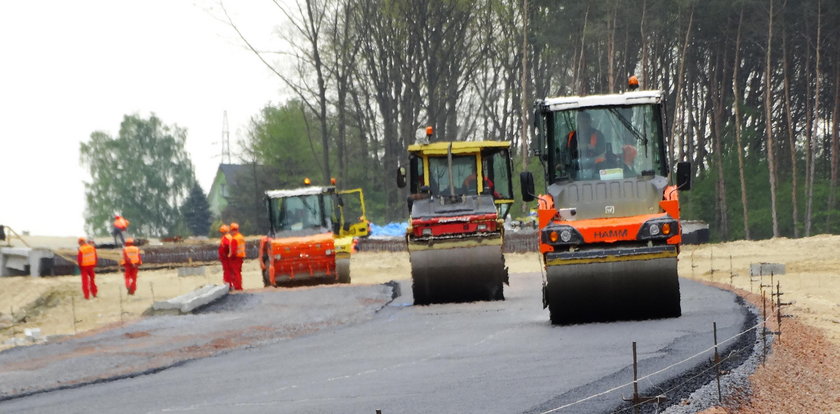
[0,1,290,237]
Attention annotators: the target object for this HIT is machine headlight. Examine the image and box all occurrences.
[325,249,333,256]
[542,225,582,245]
[477,223,488,231]
[274,254,282,260]
[560,229,572,242]
[421,228,433,236]
[649,224,660,236]
[638,218,678,240]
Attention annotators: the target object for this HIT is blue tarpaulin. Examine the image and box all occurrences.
[369,222,408,238]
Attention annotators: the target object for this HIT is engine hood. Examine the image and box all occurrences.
[548,175,668,220]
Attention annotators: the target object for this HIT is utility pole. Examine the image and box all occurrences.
[520,0,529,170]
[221,111,231,164]
[520,0,530,213]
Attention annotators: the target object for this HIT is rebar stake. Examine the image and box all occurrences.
[713,322,722,402]
[71,296,77,335]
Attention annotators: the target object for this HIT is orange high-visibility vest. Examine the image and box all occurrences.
[114,217,129,230]
[79,244,97,267]
[233,233,246,258]
[567,131,599,150]
[123,246,141,265]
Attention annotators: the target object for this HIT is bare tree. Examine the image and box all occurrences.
[764,0,780,237]
[805,0,821,236]
[732,7,750,239]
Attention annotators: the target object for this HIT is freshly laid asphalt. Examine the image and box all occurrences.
[0,273,751,414]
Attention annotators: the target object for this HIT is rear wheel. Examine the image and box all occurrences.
[261,248,272,287]
[336,258,351,284]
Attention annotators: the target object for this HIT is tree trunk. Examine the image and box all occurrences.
[670,7,694,168]
[712,49,729,240]
[805,0,821,236]
[782,28,800,237]
[827,52,840,228]
[764,0,780,237]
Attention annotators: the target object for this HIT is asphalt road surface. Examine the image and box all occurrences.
[0,272,750,414]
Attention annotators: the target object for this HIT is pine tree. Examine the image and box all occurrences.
[181,182,212,236]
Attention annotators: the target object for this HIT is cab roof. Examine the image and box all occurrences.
[265,186,335,199]
[541,90,663,111]
[407,140,510,156]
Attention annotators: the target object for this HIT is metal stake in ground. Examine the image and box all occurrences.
[729,255,735,286]
[71,296,77,335]
[774,281,793,343]
[762,291,767,365]
[710,248,714,280]
[623,341,666,413]
[118,285,124,323]
[713,322,722,402]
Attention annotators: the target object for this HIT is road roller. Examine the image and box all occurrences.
[258,179,368,287]
[397,128,514,305]
[521,86,692,324]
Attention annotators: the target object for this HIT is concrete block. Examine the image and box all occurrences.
[177,266,206,277]
[152,284,229,314]
[0,247,53,277]
[750,262,786,276]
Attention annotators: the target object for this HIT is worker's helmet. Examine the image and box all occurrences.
[628,75,640,90]
[230,222,240,231]
[125,238,134,246]
[219,224,229,233]
[78,237,86,245]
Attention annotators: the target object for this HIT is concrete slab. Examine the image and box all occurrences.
[152,284,229,314]
[177,266,206,277]
[0,247,54,276]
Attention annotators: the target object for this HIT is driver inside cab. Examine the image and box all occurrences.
[566,111,638,178]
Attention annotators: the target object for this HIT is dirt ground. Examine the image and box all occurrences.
[0,249,541,350]
[678,235,840,347]
[1,236,838,348]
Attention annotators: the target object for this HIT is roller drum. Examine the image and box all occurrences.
[545,256,680,325]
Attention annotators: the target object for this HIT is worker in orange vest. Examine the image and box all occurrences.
[218,224,233,289]
[228,222,246,291]
[121,238,142,295]
[112,215,130,247]
[76,237,98,299]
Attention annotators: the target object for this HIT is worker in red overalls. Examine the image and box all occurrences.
[121,238,142,295]
[76,237,98,299]
[228,222,245,291]
[112,215,130,247]
[217,224,233,289]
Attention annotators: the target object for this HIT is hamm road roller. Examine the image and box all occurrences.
[397,128,514,305]
[521,88,692,324]
[258,180,368,287]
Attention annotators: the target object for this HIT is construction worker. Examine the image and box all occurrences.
[121,238,142,295]
[228,222,246,291]
[76,237,98,299]
[112,215,130,247]
[217,224,233,289]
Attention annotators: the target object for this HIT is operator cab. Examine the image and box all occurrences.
[266,186,338,237]
[542,97,669,184]
[400,139,514,220]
